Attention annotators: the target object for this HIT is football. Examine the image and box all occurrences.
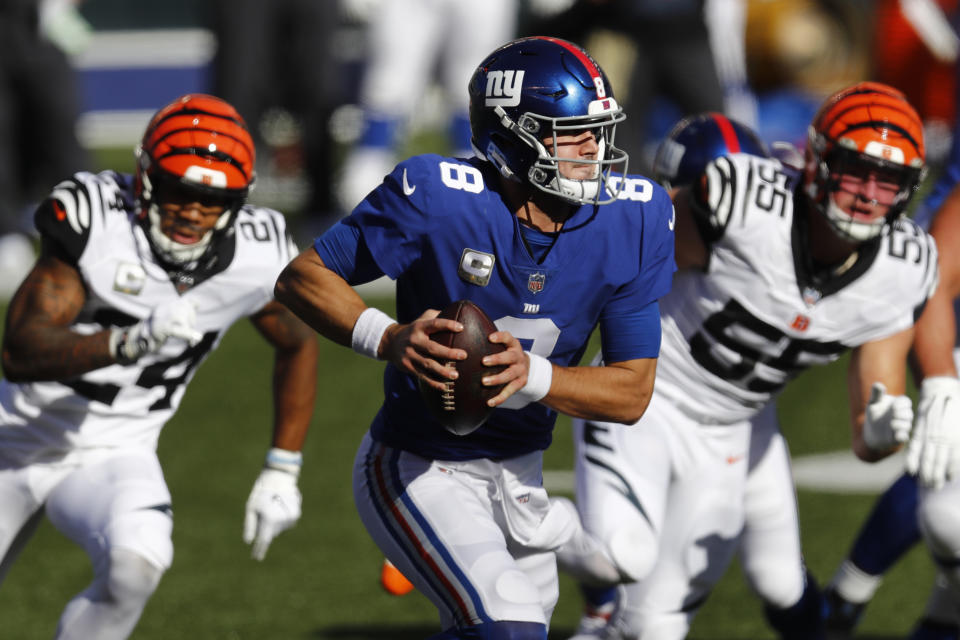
[418,299,506,436]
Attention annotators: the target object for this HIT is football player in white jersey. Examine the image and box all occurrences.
[557,82,941,640]
[824,109,960,639]
[0,94,318,640]
[650,112,829,639]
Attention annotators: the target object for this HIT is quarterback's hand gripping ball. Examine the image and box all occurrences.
[418,300,505,436]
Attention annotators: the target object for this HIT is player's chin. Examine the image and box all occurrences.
[564,168,598,181]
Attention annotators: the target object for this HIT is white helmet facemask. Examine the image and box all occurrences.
[137,146,237,266]
[805,136,923,244]
[489,99,628,206]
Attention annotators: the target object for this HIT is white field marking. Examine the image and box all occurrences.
[543,449,906,495]
[355,276,396,298]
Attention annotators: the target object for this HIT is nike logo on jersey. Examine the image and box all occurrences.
[668,205,676,231]
[402,169,416,196]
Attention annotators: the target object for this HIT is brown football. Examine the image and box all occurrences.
[418,300,506,435]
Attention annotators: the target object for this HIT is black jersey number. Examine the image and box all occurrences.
[238,220,275,242]
[752,164,790,217]
[136,331,219,410]
[688,299,846,393]
[63,331,218,409]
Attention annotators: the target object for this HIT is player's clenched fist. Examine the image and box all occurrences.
[863,382,913,451]
[109,298,203,364]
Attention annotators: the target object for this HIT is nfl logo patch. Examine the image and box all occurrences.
[802,286,822,307]
[527,272,545,294]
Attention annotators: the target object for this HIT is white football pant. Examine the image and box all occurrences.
[573,389,754,639]
[0,448,173,639]
[353,432,575,631]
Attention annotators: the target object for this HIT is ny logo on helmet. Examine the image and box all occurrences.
[485,70,525,107]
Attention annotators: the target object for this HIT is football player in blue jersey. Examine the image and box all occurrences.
[275,36,676,640]
[823,112,960,640]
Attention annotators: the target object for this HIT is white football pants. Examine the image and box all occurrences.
[0,448,173,639]
[353,432,576,631]
[573,389,755,639]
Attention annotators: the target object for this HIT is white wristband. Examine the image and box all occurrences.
[502,352,553,409]
[265,447,303,477]
[351,307,397,360]
[521,352,553,403]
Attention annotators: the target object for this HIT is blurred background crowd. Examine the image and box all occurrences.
[1,0,958,298]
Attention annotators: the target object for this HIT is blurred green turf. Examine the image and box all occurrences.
[0,293,935,639]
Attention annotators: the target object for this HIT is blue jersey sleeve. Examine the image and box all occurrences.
[313,220,385,284]
[637,196,676,304]
[595,184,675,362]
[340,156,438,279]
[599,299,661,362]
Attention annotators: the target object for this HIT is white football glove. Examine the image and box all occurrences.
[243,448,303,561]
[110,298,203,363]
[906,376,960,489]
[862,382,914,451]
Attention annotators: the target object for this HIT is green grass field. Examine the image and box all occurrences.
[0,293,935,639]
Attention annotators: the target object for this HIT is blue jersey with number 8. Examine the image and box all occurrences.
[316,154,675,460]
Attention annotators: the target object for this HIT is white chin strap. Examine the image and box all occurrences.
[549,174,601,202]
[542,137,605,204]
[822,196,887,242]
[146,203,228,265]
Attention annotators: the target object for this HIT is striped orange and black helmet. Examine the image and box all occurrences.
[804,81,926,242]
[135,94,256,265]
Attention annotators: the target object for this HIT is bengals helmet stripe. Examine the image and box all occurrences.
[805,81,926,242]
[140,94,255,196]
[135,94,256,266]
[810,81,924,168]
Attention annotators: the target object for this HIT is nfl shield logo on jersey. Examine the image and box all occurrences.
[802,286,822,307]
[527,272,545,294]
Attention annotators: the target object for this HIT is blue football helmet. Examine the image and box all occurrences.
[653,112,769,189]
[468,36,628,205]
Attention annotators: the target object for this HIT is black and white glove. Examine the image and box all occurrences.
[243,448,303,561]
[906,376,960,489]
[109,298,203,364]
[862,382,913,451]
